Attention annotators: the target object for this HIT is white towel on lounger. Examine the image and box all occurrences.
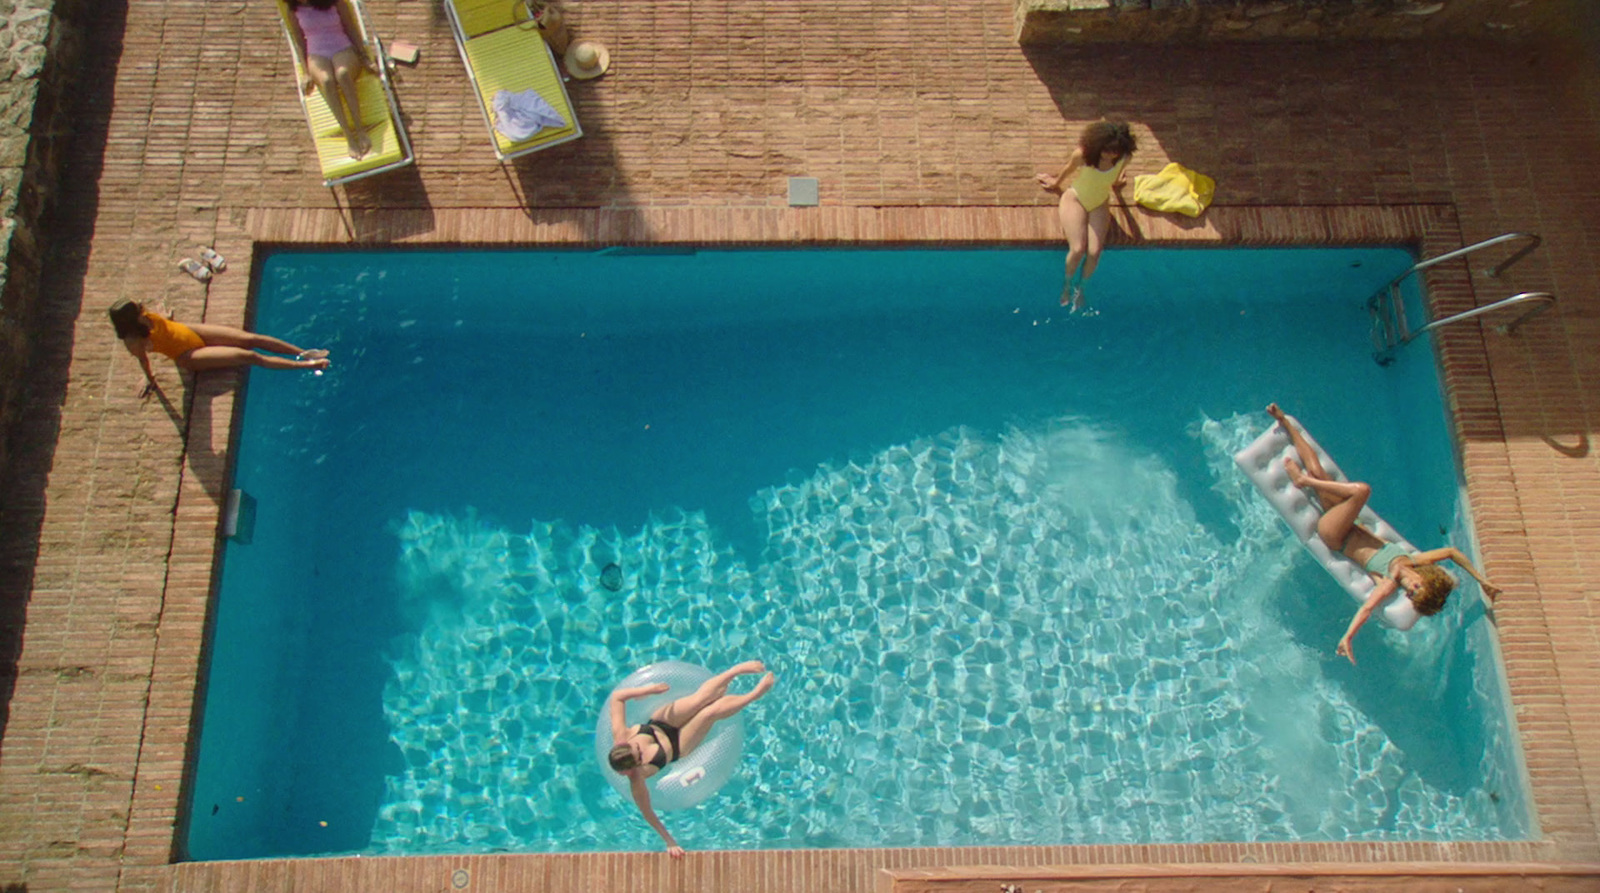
[491,88,564,142]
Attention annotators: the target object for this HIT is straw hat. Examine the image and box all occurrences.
[565,40,611,80]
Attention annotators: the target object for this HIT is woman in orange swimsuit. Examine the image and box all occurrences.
[109,299,329,395]
[1036,120,1138,313]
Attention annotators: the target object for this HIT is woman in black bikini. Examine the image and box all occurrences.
[606,660,775,858]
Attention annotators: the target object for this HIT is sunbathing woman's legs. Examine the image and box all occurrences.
[652,661,765,729]
[181,322,328,372]
[1057,190,1089,307]
[1267,403,1329,480]
[1288,461,1371,551]
[331,47,370,156]
[186,322,307,356]
[1268,404,1373,549]
[306,49,369,158]
[674,672,775,759]
[180,346,327,371]
[1079,204,1111,283]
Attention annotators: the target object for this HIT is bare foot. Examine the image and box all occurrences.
[1060,283,1084,310]
[300,358,331,371]
[1284,457,1309,487]
[749,672,776,699]
[346,129,371,159]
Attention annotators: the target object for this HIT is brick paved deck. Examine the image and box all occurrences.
[4,0,1600,890]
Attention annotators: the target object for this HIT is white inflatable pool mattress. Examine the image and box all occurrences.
[1233,415,1421,630]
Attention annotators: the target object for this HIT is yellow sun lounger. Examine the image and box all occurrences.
[276,0,414,187]
[443,0,583,161]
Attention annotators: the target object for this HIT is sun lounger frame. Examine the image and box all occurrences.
[442,0,584,162]
[277,0,415,187]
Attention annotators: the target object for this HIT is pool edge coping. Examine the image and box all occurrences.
[121,203,1599,890]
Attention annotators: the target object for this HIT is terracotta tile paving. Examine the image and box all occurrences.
[4,0,1600,890]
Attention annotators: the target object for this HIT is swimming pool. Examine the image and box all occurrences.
[184,246,1531,860]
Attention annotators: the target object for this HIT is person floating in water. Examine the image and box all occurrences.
[1035,120,1138,312]
[1268,403,1501,665]
[109,299,330,397]
[606,660,774,858]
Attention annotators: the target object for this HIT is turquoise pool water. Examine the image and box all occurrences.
[185,247,1530,860]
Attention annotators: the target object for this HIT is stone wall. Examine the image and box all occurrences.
[1016,0,1579,45]
[0,0,87,479]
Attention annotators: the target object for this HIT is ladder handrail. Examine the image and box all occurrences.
[1369,232,1546,364]
[1378,232,1542,295]
[1401,291,1556,345]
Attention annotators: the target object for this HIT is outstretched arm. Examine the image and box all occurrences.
[282,12,314,92]
[121,337,159,397]
[1415,547,1501,602]
[1036,149,1084,192]
[629,775,685,859]
[1337,578,1396,665]
[608,682,669,741]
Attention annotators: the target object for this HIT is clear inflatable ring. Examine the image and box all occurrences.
[594,661,745,811]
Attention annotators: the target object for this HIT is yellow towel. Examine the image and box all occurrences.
[1132,163,1216,218]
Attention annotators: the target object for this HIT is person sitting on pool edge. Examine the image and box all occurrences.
[1267,404,1502,665]
[1036,119,1138,312]
[110,299,330,397]
[606,660,775,858]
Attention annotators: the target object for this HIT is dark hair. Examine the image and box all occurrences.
[1079,120,1137,168]
[287,0,339,9]
[608,743,638,772]
[1408,565,1456,616]
[108,299,150,339]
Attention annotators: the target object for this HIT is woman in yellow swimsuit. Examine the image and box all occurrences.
[1036,120,1138,312]
[109,299,329,395]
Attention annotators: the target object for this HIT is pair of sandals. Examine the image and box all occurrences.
[177,247,227,282]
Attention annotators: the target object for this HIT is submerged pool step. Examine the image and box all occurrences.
[593,246,697,256]
[223,489,257,544]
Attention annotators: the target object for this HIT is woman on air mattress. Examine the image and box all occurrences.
[1267,403,1502,664]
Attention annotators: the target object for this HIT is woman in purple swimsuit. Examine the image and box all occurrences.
[285,0,373,158]
[1269,403,1502,664]
[606,661,775,858]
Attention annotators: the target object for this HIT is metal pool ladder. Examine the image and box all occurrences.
[1369,232,1556,365]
